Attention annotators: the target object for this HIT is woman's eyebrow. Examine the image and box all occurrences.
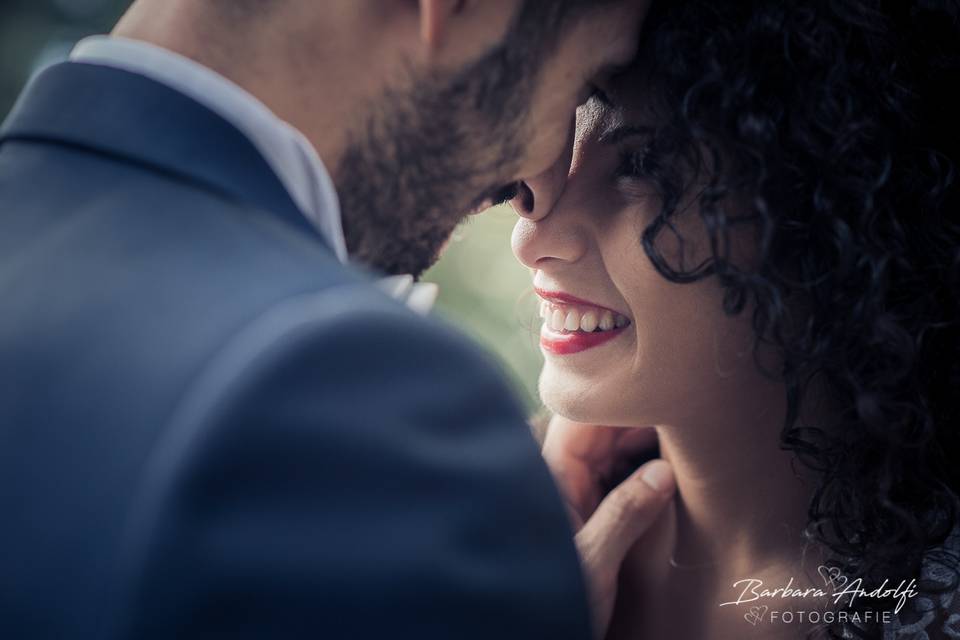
[598,124,654,145]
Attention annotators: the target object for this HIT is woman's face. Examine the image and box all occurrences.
[511,73,773,428]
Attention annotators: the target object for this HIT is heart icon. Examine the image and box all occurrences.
[744,605,768,626]
[818,565,847,589]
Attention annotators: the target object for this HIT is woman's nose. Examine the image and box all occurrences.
[511,184,589,271]
[512,209,589,268]
[509,120,576,222]
[510,118,590,269]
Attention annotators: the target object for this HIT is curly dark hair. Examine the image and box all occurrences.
[630,1,960,636]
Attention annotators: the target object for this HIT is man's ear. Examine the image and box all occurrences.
[418,0,466,50]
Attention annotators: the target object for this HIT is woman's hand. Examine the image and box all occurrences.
[542,416,675,640]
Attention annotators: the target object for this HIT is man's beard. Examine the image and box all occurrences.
[335,42,536,277]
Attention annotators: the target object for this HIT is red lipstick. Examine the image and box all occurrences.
[540,326,627,355]
[536,288,631,355]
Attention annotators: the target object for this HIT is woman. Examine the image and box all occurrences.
[511,1,960,638]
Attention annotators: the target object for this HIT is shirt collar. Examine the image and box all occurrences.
[69,35,348,264]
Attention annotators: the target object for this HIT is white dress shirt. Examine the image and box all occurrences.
[70,35,349,263]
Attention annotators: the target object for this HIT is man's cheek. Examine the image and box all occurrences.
[523,120,575,181]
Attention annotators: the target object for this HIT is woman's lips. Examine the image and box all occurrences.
[540,324,628,355]
[534,288,623,314]
[536,290,631,355]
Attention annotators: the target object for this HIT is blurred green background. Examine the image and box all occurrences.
[0,0,545,411]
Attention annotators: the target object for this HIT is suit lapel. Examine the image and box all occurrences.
[0,61,329,248]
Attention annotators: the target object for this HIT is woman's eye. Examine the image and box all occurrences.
[615,149,653,180]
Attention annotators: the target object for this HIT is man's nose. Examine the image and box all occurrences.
[509,120,576,221]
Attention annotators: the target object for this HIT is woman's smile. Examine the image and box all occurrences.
[535,287,631,355]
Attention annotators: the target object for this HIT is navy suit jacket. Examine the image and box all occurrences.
[0,62,591,640]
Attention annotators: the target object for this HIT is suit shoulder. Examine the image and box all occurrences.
[110,283,591,640]
[174,282,521,429]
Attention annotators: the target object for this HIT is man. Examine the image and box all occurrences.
[0,1,672,638]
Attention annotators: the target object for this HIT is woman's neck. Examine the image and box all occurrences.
[608,382,831,640]
[654,378,822,578]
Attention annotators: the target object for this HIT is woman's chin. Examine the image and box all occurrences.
[539,368,619,424]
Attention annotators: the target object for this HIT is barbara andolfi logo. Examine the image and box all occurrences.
[719,565,919,627]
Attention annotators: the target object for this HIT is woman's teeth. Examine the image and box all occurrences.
[540,301,630,334]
